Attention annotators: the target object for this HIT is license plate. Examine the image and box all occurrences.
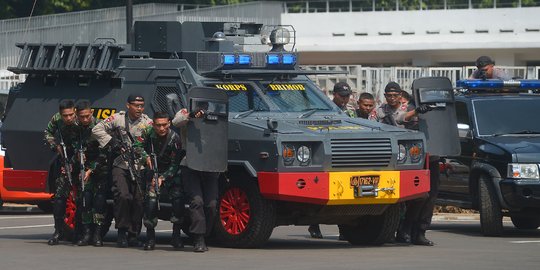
[350,175,380,198]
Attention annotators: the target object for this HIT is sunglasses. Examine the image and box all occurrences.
[129,103,144,109]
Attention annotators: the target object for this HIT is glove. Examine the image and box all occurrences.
[415,104,432,114]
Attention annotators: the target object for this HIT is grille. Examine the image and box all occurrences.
[331,138,392,168]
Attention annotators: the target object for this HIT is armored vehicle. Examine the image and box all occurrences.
[438,79,540,236]
[2,21,431,247]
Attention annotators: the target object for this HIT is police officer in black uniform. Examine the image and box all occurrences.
[172,105,218,253]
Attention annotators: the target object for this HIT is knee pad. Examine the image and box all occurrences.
[145,198,158,218]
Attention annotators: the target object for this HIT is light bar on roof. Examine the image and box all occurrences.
[457,79,540,89]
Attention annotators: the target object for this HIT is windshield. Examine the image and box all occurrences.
[206,81,333,113]
[261,82,332,112]
[473,98,540,136]
[208,83,269,112]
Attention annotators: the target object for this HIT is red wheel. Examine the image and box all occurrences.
[64,188,77,230]
[220,187,251,235]
[213,180,275,248]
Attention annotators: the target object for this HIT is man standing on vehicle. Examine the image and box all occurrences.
[469,56,512,80]
[135,111,184,250]
[72,100,108,247]
[356,92,375,119]
[92,94,153,248]
[44,100,79,245]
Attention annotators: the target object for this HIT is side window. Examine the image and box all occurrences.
[455,101,471,138]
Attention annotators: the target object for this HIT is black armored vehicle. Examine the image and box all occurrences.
[438,79,540,236]
[2,21,431,247]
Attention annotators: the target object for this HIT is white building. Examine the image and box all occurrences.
[282,1,540,67]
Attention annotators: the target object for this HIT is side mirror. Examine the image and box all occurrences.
[457,123,472,138]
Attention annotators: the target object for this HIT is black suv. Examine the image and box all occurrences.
[437,80,540,236]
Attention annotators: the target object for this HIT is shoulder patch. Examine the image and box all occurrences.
[180,108,188,116]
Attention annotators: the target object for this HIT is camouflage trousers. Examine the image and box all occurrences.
[77,168,109,226]
[143,173,184,229]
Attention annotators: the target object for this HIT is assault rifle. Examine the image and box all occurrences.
[115,128,142,195]
[58,132,75,198]
[78,133,86,207]
[149,137,161,210]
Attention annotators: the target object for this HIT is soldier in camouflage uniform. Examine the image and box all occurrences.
[73,100,109,247]
[92,94,153,248]
[44,100,79,245]
[134,111,184,250]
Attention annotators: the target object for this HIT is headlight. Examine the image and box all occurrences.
[409,142,423,163]
[397,140,424,164]
[296,145,311,165]
[282,144,295,166]
[508,163,540,179]
[398,144,407,163]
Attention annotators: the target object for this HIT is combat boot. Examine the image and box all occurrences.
[144,228,156,251]
[48,218,64,246]
[413,230,434,246]
[127,232,141,247]
[171,224,183,249]
[77,224,92,246]
[93,224,103,247]
[47,230,63,246]
[117,228,128,248]
[193,235,207,253]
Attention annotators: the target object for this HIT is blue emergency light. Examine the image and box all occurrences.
[238,54,251,65]
[223,54,236,65]
[282,54,296,65]
[457,79,540,89]
[222,54,252,66]
[267,54,280,65]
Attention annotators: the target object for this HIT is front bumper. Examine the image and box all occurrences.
[499,179,540,209]
[258,169,430,205]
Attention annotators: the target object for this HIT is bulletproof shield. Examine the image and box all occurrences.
[186,87,228,172]
[412,77,461,157]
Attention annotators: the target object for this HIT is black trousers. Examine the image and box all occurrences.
[402,159,441,233]
[181,166,219,235]
[111,167,143,235]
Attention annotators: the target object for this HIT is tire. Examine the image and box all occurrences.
[511,216,540,230]
[37,201,53,213]
[478,175,504,236]
[340,204,400,246]
[213,180,276,248]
